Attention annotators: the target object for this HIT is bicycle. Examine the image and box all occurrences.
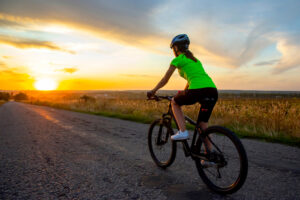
[147,95,248,194]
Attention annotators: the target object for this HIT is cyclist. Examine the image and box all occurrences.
[147,34,218,142]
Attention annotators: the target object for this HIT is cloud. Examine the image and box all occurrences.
[0,17,23,27]
[182,17,276,68]
[0,61,7,68]
[0,0,163,44]
[272,34,300,73]
[0,61,27,78]
[154,0,300,68]
[0,34,75,54]
[0,68,32,82]
[254,59,279,66]
[0,69,34,89]
[50,63,78,74]
[236,23,274,66]
[192,44,237,68]
[2,55,13,59]
[0,0,299,70]
[0,60,34,89]
[214,71,300,91]
[58,67,78,74]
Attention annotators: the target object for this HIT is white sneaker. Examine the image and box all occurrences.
[171,130,189,140]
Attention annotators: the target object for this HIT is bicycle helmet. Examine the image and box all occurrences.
[170,34,190,49]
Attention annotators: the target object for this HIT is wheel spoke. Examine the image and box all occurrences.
[148,120,176,168]
[195,126,248,194]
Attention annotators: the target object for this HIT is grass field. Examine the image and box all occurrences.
[24,90,300,147]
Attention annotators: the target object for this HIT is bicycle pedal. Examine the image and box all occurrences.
[201,160,218,169]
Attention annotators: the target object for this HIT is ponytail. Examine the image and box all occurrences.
[184,50,197,62]
[176,44,198,62]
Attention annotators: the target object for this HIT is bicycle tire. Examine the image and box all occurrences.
[194,126,248,194]
[148,119,177,168]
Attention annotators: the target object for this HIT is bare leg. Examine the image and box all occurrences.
[198,122,212,152]
[171,98,186,132]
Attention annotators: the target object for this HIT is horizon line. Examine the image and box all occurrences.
[1,89,300,93]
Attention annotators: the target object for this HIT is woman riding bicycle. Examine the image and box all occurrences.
[147,34,218,141]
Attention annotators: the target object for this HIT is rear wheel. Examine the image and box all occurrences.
[148,119,176,168]
[194,126,248,194]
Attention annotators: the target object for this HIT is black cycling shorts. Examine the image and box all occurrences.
[174,87,218,123]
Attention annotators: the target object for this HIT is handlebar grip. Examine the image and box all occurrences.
[146,95,173,101]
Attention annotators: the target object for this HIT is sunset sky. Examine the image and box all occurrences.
[0,0,300,91]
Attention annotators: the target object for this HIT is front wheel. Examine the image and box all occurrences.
[194,126,248,194]
[148,119,176,168]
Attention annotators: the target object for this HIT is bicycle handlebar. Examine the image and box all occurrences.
[147,95,173,101]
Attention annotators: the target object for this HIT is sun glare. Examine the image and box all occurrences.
[42,25,72,34]
[35,78,57,90]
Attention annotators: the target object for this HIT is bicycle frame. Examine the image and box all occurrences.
[160,100,210,161]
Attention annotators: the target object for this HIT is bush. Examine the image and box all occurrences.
[79,95,96,103]
[0,92,10,101]
[14,92,28,101]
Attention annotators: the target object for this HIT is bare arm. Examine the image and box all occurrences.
[151,65,176,93]
[184,82,189,90]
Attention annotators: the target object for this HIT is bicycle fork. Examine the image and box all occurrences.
[180,140,207,160]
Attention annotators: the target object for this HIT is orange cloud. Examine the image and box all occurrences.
[0,61,7,68]
[0,34,75,54]
[2,55,13,59]
[58,67,78,74]
[0,68,35,90]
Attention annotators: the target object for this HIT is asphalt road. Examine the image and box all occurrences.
[0,102,299,200]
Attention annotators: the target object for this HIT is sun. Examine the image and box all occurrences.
[35,78,57,90]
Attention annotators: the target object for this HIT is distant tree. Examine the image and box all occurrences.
[0,92,10,101]
[79,95,96,103]
[14,92,28,101]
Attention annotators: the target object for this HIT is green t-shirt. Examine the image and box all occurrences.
[171,54,216,89]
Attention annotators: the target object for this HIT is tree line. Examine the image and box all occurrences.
[0,92,28,101]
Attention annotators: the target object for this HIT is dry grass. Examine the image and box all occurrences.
[210,99,300,139]
[26,90,300,146]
